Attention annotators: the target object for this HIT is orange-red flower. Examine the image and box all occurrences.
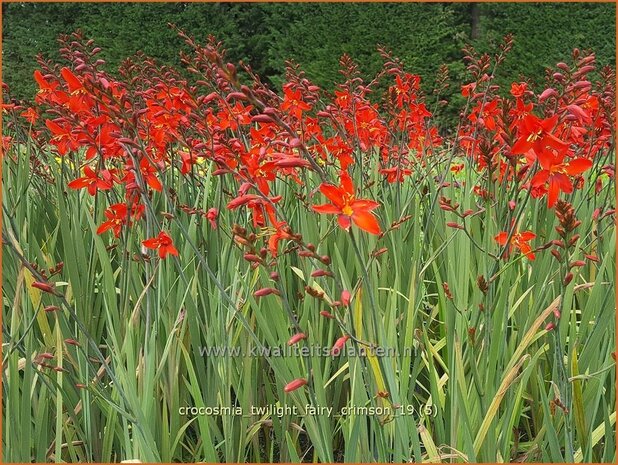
[495,230,536,260]
[312,171,381,235]
[531,149,593,207]
[281,84,311,119]
[20,107,39,125]
[142,231,179,259]
[68,166,115,196]
[511,114,568,156]
[45,119,80,156]
[97,203,144,238]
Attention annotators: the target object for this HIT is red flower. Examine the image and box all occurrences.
[68,166,115,196]
[97,203,143,238]
[511,114,568,156]
[142,231,179,259]
[60,67,92,113]
[281,84,311,119]
[495,230,536,260]
[206,208,219,229]
[267,221,294,257]
[20,107,39,125]
[45,119,80,156]
[510,82,528,98]
[312,171,381,235]
[531,149,593,207]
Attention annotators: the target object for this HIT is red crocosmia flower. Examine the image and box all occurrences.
[206,208,219,229]
[281,84,312,119]
[60,67,92,113]
[469,98,499,131]
[334,89,352,109]
[20,107,38,125]
[34,70,66,105]
[347,106,386,150]
[68,166,115,196]
[461,83,476,98]
[380,166,412,183]
[511,114,568,155]
[123,157,163,192]
[494,230,537,260]
[268,221,294,257]
[45,119,80,156]
[510,82,527,98]
[531,149,593,207]
[312,171,381,235]
[97,203,143,238]
[142,231,179,259]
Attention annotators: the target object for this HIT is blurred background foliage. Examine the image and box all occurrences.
[2,2,616,103]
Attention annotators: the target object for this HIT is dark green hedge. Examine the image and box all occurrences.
[2,2,615,101]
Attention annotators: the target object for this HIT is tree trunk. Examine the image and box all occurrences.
[470,3,481,40]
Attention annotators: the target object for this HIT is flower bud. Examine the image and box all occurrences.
[32,281,55,294]
[287,333,307,346]
[254,287,280,298]
[331,335,350,356]
[284,378,307,393]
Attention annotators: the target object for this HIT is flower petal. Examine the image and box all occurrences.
[337,214,351,231]
[352,211,381,235]
[312,203,341,214]
[566,158,593,175]
[319,184,345,208]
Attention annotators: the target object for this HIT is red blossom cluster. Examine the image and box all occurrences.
[2,31,614,268]
[458,41,614,208]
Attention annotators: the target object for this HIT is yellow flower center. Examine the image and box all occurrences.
[342,204,353,216]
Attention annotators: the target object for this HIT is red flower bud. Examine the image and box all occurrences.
[341,290,351,307]
[283,378,307,393]
[563,273,574,286]
[44,305,61,313]
[545,322,556,331]
[446,222,464,230]
[32,281,55,294]
[311,269,333,278]
[287,333,307,346]
[331,335,350,356]
[251,114,274,123]
[320,310,335,319]
[253,287,280,298]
